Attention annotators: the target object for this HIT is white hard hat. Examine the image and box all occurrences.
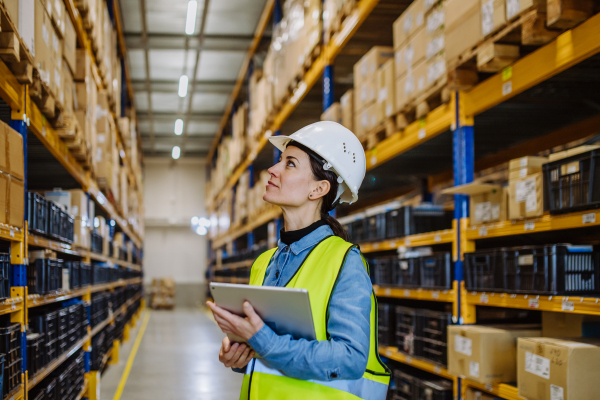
[269,121,366,205]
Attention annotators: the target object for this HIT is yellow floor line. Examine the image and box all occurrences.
[112,311,151,400]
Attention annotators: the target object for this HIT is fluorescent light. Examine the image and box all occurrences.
[191,216,199,225]
[185,0,198,35]
[196,226,207,236]
[178,75,188,97]
[110,220,116,227]
[172,146,181,159]
[174,119,184,135]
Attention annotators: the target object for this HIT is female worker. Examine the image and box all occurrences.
[207,121,390,400]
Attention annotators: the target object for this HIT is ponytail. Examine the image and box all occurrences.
[287,141,349,242]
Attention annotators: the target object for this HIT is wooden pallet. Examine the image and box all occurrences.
[30,70,65,122]
[0,1,34,84]
[302,44,322,72]
[396,80,453,128]
[361,118,396,151]
[325,0,357,44]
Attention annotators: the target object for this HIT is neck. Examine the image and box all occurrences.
[280,205,321,231]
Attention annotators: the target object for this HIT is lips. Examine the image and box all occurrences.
[267,181,278,188]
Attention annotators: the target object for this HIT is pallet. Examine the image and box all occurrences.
[302,44,321,72]
[396,80,453,128]
[30,70,65,123]
[0,1,34,84]
[325,0,357,44]
[360,118,397,151]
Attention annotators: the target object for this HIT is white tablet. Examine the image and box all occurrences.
[210,282,316,344]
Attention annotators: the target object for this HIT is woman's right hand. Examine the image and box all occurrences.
[219,336,255,369]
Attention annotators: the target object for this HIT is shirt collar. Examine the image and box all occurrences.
[277,225,334,256]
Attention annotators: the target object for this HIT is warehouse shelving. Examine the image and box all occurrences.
[4,387,23,400]
[379,345,457,382]
[374,285,455,303]
[461,380,522,400]
[0,298,24,316]
[359,229,454,253]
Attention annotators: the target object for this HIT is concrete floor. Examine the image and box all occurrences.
[100,308,243,400]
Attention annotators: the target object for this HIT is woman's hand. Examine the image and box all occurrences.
[219,337,255,369]
[206,301,265,341]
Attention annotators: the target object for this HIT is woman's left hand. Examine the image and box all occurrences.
[206,301,265,341]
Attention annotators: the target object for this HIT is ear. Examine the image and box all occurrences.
[309,180,331,200]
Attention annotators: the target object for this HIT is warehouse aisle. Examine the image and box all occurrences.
[101,308,243,400]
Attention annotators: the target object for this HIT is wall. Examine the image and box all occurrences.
[143,158,208,307]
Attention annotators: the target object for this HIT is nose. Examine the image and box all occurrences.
[267,162,281,178]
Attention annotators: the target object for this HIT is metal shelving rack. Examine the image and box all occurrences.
[206,1,600,399]
[0,0,146,398]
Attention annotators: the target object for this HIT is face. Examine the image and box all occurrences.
[263,146,327,207]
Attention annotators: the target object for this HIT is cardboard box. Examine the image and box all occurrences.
[426,3,445,35]
[340,90,354,131]
[393,0,425,48]
[509,156,549,170]
[353,46,394,89]
[48,0,66,37]
[445,0,484,62]
[5,123,24,181]
[395,58,427,112]
[517,337,600,400]
[509,166,542,181]
[426,54,447,88]
[354,103,378,140]
[481,0,507,37]
[509,172,543,219]
[0,174,8,224]
[73,218,90,248]
[62,62,74,114]
[542,312,600,338]
[321,103,342,124]
[9,177,24,228]
[465,388,500,400]
[377,59,395,123]
[69,189,88,220]
[472,187,504,224]
[507,0,545,20]
[0,123,8,173]
[355,75,377,112]
[75,81,90,110]
[448,325,541,384]
[63,12,77,73]
[33,0,53,86]
[395,26,427,78]
[74,49,91,82]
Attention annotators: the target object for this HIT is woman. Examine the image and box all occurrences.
[207,121,390,400]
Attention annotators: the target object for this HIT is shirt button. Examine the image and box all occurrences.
[330,373,338,379]
[275,271,280,279]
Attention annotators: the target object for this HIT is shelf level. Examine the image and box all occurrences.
[374,285,455,303]
[466,209,600,240]
[0,298,24,316]
[465,291,600,316]
[462,379,523,400]
[359,229,454,253]
[75,378,89,400]
[29,234,81,256]
[5,385,23,400]
[379,346,455,381]
[212,207,281,248]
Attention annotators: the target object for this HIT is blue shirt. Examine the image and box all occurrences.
[243,225,372,381]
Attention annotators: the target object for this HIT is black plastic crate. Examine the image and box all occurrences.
[47,202,62,240]
[395,306,417,355]
[51,364,72,399]
[372,258,393,286]
[0,324,22,396]
[394,257,420,288]
[92,263,109,284]
[365,213,387,242]
[57,334,69,356]
[0,254,10,301]
[386,206,453,239]
[30,311,58,344]
[27,332,45,376]
[543,149,600,214]
[80,263,91,287]
[68,262,80,290]
[28,192,48,235]
[28,259,48,295]
[420,253,452,290]
[58,309,68,337]
[416,309,452,344]
[464,249,506,292]
[91,331,105,370]
[414,379,453,400]
[60,211,74,243]
[415,337,447,366]
[378,303,395,347]
[48,259,63,292]
[392,370,418,400]
[45,338,57,366]
[91,231,103,254]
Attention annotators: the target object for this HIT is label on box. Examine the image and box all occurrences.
[525,221,535,231]
[475,202,491,222]
[403,14,413,34]
[416,12,424,28]
[418,77,425,91]
[481,0,495,36]
[386,104,393,117]
[550,385,564,400]
[519,168,528,178]
[404,45,415,67]
[583,213,596,224]
[525,352,550,379]
[426,36,445,59]
[418,128,426,140]
[361,114,368,128]
[378,88,388,102]
[561,161,579,175]
[405,76,415,95]
[518,254,534,265]
[516,177,537,212]
[562,301,574,311]
[395,51,403,67]
[97,134,105,143]
[428,60,446,84]
[455,335,472,356]
[426,9,445,34]
[528,298,539,308]
[361,86,368,102]
[506,0,520,20]
[43,24,50,46]
[469,361,480,378]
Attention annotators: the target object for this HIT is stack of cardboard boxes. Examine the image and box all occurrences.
[340,90,354,131]
[321,103,342,124]
[150,277,176,309]
[0,122,25,229]
[508,156,547,220]
[353,47,394,140]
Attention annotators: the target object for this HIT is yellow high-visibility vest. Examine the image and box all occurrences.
[239,235,390,400]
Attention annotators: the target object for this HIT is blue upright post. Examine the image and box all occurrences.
[323,64,334,113]
[273,130,282,164]
[274,0,283,25]
[452,91,474,325]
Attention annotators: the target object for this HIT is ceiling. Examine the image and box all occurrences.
[120,0,269,158]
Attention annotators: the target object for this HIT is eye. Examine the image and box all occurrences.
[287,160,295,167]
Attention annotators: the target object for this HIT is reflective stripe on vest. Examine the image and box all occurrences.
[240,236,390,400]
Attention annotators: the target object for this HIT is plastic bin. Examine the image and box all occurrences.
[395,306,417,355]
[68,261,81,290]
[393,257,420,288]
[414,337,447,366]
[372,258,393,286]
[365,213,387,242]
[47,202,62,240]
[28,259,48,295]
[378,303,395,347]
[543,149,600,214]
[0,324,22,396]
[91,331,106,370]
[0,254,10,301]
[28,192,48,235]
[414,379,453,400]
[386,206,453,239]
[464,249,506,292]
[27,332,45,376]
[392,370,418,400]
[416,309,452,344]
[420,253,452,290]
[91,231,103,254]
[80,263,91,287]
[60,210,74,243]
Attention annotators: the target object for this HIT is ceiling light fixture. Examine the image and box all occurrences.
[185,0,198,35]
[178,75,188,97]
[174,119,184,135]
[172,146,181,159]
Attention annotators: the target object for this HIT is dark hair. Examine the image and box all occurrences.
[288,142,349,241]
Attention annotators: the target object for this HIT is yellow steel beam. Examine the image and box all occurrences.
[462,380,523,400]
[379,346,456,381]
[463,12,600,117]
[374,285,455,303]
[0,60,23,111]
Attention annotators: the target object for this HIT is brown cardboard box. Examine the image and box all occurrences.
[63,13,77,73]
[395,26,426,78]
[74,49,91,82]
[34,0,53,87]
[426,54,447,89]
[508,172,543,219]
[509,156,548,170]
[355,75,377,112]
[517,337,600,400]
[393,0,425,48]
[395,58,427,112]
[49,0,66,37]
[0,174,7,224]
[69,189,88,220]
[5,0,19,28]
[9,177,24,228]
[445,0,484,62]
[0,123,8,173]
[472,187,505,224]
[507,0,545,20]
[481,0,507,37]
[340,90,354,131]
[321,103,342,124]
[354,103,378,140]
[542,311,600,338]
[465,388,499,400]
[73,218,90,248]
[509,166,542,181]
[353,46,394,89]
[62,63,74,114]
[426,3,445,36]
[376,59,395,123]
[448,325,541,384]
[6,124,24,181]
[75,81,89,111]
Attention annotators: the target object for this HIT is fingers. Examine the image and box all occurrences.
[222,342,247,368]
[222,336,231,352]
[232,346,252,369]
